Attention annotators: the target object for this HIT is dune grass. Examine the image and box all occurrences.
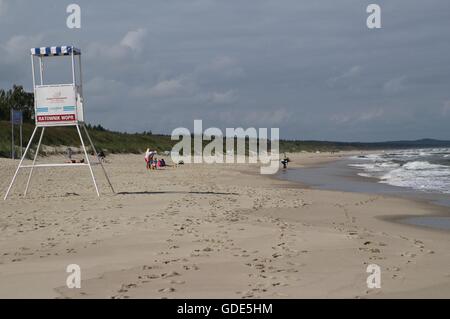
[1,121,449,159]
[0,121,175,158]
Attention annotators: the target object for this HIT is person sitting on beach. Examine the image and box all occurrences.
[65,158,85,164]
[98,150,106,162]
[157,159,166,168]
[67,147,73,160]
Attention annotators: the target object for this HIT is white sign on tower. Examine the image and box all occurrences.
[35,84,80,126]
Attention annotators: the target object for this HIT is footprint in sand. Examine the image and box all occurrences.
[158,287,176,293]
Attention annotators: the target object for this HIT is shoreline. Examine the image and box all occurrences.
[274,152,450,228]
[0,153,449,298]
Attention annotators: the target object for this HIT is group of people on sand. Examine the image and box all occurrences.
[144,148,166,170]
[143,148,289,170]
[65,147,106,164]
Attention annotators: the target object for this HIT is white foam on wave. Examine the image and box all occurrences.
[348,149,450,194]
[349,154,383,161]
[357,172,376,178]
[402,161,447,170]
[379,167,450,194]
[349,162,400,173]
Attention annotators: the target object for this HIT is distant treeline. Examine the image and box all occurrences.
[0,85,34,122]
[0,121,174,158]
[279,139,450,152]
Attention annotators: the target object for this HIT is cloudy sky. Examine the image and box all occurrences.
[0,0,449,141]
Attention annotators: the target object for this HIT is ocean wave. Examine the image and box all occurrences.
[349,162,400,173]
[402,161,448,170]
[348,148,450,194]
[349,154,383,161]
[379,170,450,194]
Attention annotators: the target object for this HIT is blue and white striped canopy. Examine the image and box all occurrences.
[30,46,81,56]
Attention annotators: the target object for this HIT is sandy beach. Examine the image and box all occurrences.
[0,152,449,299]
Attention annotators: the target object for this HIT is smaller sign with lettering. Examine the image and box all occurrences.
[11,110,23,125]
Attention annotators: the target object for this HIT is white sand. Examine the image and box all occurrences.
[0,153,449,298]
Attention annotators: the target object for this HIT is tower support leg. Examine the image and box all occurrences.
[82,124,115,193]
[4,126,38,200]
[76,124,100,197]
[24,127,45,196]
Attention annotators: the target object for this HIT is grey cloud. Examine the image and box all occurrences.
[383,75,407,94]
[443,101,450,117]
[0,0,6,16]
[0,0,449,141]
[327,66,363,87]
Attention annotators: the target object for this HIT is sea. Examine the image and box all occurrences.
[348,148,450,195]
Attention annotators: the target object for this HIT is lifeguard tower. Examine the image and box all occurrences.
[3,46,114,199]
